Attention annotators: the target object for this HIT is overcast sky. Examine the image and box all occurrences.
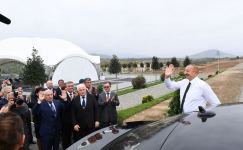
[1,0,243,58]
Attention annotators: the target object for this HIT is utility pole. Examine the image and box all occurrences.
[217,50,220,74]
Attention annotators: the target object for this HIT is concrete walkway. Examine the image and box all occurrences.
[117,83,173,110]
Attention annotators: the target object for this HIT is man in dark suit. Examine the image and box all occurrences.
[32,89,63,150]
[98,81,120,128]
[84,78,98,100]
[61,81,75,149]
[71,84,99,142]
[55,79,65,100]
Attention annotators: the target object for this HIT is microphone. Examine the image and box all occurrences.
[0,14,11,25]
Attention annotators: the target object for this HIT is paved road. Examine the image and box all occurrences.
[117,83,173,110]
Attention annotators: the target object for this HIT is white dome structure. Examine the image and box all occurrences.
[0,37,100,84]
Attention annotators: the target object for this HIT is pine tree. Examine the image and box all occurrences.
[171,57,180,67]
[183,56,191,67]
[151,56,160,70]
[23,48,47,87]
[108,55,121,78]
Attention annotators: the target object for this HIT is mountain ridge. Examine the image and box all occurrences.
[190,49,235,59]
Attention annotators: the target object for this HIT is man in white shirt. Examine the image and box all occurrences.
[164,64,221,113]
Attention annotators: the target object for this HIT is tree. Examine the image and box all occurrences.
[127,62,132,69]
[151,56,160,70]
[122,63,127,69]
[23,48,47,87]
[171,57,180,67]
[146,62,150,68]
[108,54,121,78]
[159,62,163,68]
[132,63,137,68]
[183,56,191,67]
[168,90,181,116]
[166,61,171,66]
[140,62,144,68]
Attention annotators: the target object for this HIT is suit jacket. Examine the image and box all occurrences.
[61,92,76,125]
[54,87,62,100]
[32,100,63,137]
[71,94,99,130]
[0,97,8,109]
[98,91,120,123]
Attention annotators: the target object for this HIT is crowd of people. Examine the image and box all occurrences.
[0,78,120,150]
[0,64,222,150]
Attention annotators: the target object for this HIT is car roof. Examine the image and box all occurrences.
[103,103,243,150]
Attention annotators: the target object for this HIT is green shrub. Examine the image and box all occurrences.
[179,71,185,77]
[97,84,103,94]
[142,95,154,103]
[160,73,165,81]
[208,74,213,78]
[131,76,146,89]
[167,90,181,116]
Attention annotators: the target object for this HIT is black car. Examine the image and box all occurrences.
[67,103,243,150]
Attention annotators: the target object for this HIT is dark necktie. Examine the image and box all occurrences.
[180,82,191,113]
[70,93,73,100]
[49,101,56,117]
[82,96,85,109]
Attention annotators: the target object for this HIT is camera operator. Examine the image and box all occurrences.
[1,92,31,150]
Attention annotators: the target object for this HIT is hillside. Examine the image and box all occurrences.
[190,49,235,59]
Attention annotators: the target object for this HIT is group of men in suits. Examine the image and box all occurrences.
[31,79,120,150]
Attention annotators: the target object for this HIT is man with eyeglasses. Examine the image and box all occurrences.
[98,81,120,128]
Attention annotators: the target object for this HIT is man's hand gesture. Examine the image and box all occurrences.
[165,64,174,79]
[59,90,67,100]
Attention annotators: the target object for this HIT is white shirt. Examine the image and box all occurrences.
[106,91,111,99]
[80,95,87,107]
[67,91,74,100]
[165,76,221,113]
[48,101,56,112]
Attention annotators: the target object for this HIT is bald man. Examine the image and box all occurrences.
[32,89,64,150]
[165,64,221,113]
[71,84,99,142]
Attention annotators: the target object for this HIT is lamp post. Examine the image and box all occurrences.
[217,50,220,74]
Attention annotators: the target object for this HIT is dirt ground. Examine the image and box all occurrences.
[125,59,243,122]
[207,61,243,103]
[198,59,243,77]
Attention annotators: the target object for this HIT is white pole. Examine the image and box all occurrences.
[217,50,220,74]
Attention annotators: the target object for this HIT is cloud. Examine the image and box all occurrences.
[1,0,243,57]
